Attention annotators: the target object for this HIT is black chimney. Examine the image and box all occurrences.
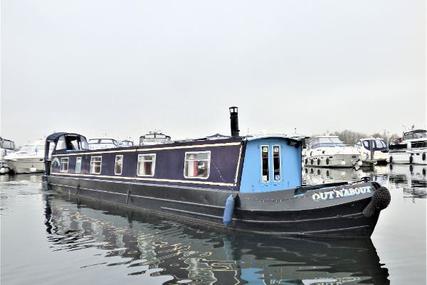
[229,106,240,137]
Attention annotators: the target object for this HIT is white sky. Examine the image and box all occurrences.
[1,0,426,145]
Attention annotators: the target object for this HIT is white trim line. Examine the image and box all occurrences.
[51,172,236,187]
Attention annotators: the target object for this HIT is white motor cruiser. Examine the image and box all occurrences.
[139,131,172,146]
[0,137,16,174]
[389,129,427,165]
[4,140,46,173]
[88,138,119,150]
[355,138,389,166]
[304,136,361,168]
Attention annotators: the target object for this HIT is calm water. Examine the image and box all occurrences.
[1,165,425,285]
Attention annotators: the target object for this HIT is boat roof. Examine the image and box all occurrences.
[46,132,85,142]
[404,129,426,134]
[0,137,14,141]
[89,138,117,141]
[310,135,340,139]
[360,137,386,140]
[244,135,301,143]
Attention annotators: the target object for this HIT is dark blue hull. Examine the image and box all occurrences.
[47,175,382,238]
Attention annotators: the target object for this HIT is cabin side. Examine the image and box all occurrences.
[46,132,244,191]
[239,137,302,193]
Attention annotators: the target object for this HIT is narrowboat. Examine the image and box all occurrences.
[43,107,390,237]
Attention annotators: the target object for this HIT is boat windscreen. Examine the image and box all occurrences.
[0,139,15,150]
[363,139,387,150]
[403,130,427,140]
[311,137,345,148]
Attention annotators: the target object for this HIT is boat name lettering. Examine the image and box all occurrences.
[312,186,372,201]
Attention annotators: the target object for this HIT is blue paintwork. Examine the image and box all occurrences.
[239,138,302,193]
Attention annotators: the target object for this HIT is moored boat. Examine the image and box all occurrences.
[0,137,16,174]
[304,136,361,168]
[355,137,389,166]
[88,138,119,150]
[43,107,390,237]
[139,131,172,145]
[388,129,427,165]
[118,139,134,147]
[5,140,46,174]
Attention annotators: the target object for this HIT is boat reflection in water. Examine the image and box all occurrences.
[304,165,426,201]
[388,164,427,199]
[303,167,364,185]
[43,192,389,285]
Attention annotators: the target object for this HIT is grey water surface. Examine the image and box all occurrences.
[1,165,425,285]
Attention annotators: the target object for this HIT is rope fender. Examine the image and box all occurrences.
[362,186,391,218]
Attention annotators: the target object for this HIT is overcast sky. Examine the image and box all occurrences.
[1,0,425,145]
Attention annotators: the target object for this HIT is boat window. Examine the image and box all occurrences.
[80,137,89,150]
[60,158,69,173]
[137,154,156,177]
[363,140,371,149]
[75,157,82,174]
[375,139,387,149]
[273,145,281,181]
[90,156,102,174]
[261,145,269,182]
[115,155,123,175]
[184,151,210,179]
[66,137,79,150]
[1,140,15,150]
[56,136,66,150]
[403,130,427,140]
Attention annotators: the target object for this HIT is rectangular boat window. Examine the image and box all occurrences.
[261,145,269,182]
[90,156,102,174]
[273,145,281,181]
[137,154,156,177]
[115,155,123,175]
[75,157,82,174]
[60,158,69,173]
[56,136,66,150]
[184,151,210,179]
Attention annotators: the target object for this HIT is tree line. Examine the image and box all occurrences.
[325,130,400,145]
